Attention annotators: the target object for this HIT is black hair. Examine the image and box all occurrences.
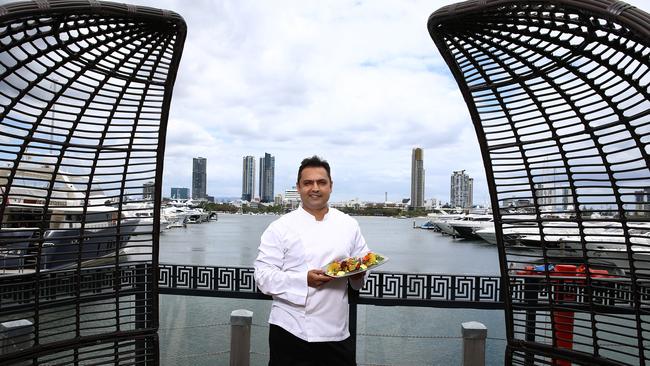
[297,156,332,184]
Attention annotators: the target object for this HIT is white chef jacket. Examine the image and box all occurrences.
[253,206,370,342]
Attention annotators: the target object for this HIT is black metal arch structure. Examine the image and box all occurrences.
[429,1,649,365]
[0,1,185,364]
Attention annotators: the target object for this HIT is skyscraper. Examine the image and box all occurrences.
[450,170,473,208]
[192,157,207,199]
[242,156,256,202]
[142,181,155,200]
[635,188,650,217]
[410,148,425,209]
[259,153,275,203]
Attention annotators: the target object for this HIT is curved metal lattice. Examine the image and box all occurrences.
[428,0,649,365]
[0,1,185,364]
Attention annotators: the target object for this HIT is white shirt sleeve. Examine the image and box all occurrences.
[254,223,308,306]
[348,221,370,291]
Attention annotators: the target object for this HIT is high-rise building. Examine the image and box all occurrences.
[560,187,574,212]
[410,148,425,209]
[635,188,650,217]
[274,194,283,206]
[534,183,553,209]
[142,181,155,200]
[242,156,256,202]
[284,186,300,209]
[259,153,275,203]
[450,170,473,208]
[192,157,207,199]
[171,187,189,200]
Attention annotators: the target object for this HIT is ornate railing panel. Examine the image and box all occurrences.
[157,264,505,308]
[359,272,503,307]
[428,1,650,365]
[0,1,186,365]
[158,264,263,298]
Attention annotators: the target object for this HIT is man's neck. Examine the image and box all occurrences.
[303,206,329,221]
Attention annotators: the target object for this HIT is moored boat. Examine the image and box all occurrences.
[1,163,142,272]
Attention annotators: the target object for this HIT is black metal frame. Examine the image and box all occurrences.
[428,1,650,365]
[0,1,186,364]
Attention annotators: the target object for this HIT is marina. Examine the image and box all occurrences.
[421,213,650,273]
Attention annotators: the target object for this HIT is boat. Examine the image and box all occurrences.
[1,163,141,272]
[429,214,464,234]
[437,214,493,237]
[123,201,169,233]
[450,218,493,240]
[419,221,437,230]
[474,223,540,246]
[162,206,189,228]
[508,221,650,274]
[166,199,210,224]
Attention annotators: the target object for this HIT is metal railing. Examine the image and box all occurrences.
[157,263,650,365]
[158,263,505,365]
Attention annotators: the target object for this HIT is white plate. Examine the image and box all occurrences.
[323,253,389,278]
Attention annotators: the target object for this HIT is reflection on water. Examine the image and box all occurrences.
[158,213,505,365]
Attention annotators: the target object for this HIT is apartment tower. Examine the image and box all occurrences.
[142,181,155,200]
[192,157,207,199]
[259,153,275,203]
[242,156,256,202]
[450,170,473,208]
[410,148,425,209]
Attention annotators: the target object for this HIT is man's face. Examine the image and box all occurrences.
[297,166,332,213]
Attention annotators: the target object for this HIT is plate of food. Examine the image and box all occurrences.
[323,252,388,277]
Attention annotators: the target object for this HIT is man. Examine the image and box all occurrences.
[254,156,370,366]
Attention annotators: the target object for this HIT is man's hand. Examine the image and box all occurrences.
[307,269,333,288]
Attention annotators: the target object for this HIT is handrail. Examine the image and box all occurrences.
[157,263,505,308]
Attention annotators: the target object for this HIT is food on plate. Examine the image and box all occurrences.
[362,252,380,266]
[324,252,385,277]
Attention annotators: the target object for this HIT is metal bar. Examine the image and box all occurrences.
[349,287,359,362]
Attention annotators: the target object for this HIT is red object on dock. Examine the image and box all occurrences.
[515,263,616,366]
[549,265,576,366]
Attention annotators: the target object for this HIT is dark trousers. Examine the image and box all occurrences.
[268,324,356,366]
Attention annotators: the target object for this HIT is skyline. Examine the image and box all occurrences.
[92,0,648,205]
[176,151,476,205]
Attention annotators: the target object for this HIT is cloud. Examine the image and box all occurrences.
[128,0,486,202]
[7,0,645,203]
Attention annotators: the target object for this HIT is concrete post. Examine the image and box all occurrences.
[0,319,34,355]
[461,321,487,366]
[230,309,253,366]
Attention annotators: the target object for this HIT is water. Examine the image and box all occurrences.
[158,213,506,365]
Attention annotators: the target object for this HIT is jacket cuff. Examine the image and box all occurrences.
[284,271,308,305]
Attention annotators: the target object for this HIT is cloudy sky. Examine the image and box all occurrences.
[98,0,650,204]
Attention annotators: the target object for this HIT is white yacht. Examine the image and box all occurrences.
[122,201,170,233]
[449,216,493,240]
[430,214,464,234]
[166,199,211,224]
[1,163,140,272]
[437,214,493,237]
[507,220,650,273]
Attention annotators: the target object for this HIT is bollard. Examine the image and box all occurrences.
[1,319,34,355]
[230,309,253,366]
[461,321,487,366]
